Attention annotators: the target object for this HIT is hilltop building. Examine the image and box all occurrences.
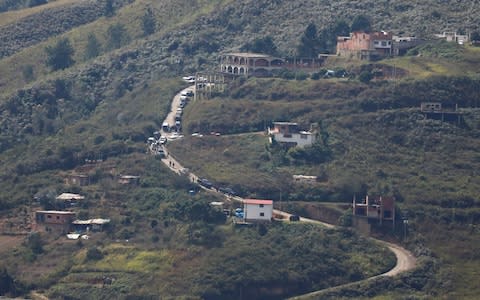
[219,52,324,77]
[337,31,422,59]
[434,31,469,44]
[268,122,316,148]
[337,31,393,60]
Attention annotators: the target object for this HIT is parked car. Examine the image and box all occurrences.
[159,136,167,145]
[182,76,195,83]
[198,178,213,189]
[219,187,236,196]
[186,90,194,97]
[289,215,300,222]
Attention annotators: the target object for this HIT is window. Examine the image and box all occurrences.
[260,212,265,217]
[300,134,308,139]
[259,204,264,208]
[47,215,52,219]
[56,216,60,219]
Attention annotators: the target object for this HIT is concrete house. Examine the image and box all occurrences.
[34,210,76,233]
[352,196,395,224]
[268,122,316,148]
[243,199,273,222]
[65,174,89,186]
[337,31,393,60]
[434,32,469,44]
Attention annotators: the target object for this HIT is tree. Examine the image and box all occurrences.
[104,0,114,17]
[297,23,319,58]
[142,7,156,36]
[45,38,75,71]
[0,268,15,295]
[106,23,130,50]
[85,32,101,59]
[28,0,47,7]
[242,36,278,56]
[471,31,480,42]
[351,15,372,32]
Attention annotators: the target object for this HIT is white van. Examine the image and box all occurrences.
[162,122,169,132]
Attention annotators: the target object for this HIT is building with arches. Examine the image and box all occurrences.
[219,52,286,77]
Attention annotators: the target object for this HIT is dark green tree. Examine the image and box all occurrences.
[104,0,114,17]
[242,36,278,56]
[106,23,130,50]
[142,7,156,36]
[85,32,101,59]
[28,0,47,7]
[471,31,480,42]
[45,38,75,71]
[0,268,15,295]
[297,23,319,58]
[351,15,372,32]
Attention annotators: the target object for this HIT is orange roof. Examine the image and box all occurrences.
[244,199,273,205]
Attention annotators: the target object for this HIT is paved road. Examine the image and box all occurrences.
[159,86,417,298]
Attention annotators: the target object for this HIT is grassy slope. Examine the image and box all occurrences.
[0,0,479,298]
[0,0,72,26]
[169,72,480,298]
[0,0,231,98]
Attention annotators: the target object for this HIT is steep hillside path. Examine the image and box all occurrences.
[159,87,417,298]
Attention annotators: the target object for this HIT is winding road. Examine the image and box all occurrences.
[157,85,417,298]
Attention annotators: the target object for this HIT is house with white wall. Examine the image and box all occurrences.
[243,199,273,222]
[268,122,316,148]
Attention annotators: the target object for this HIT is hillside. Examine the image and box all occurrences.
[0,0,480,299]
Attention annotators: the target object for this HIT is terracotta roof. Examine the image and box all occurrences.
[244,199,273,205]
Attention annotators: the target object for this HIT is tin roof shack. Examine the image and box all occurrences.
[268,122,316,148]
[72,218,110,233]
[56,193,85,207]
[243,199,273,222]
[34,211,76,234]
[293,175,318,184]
[65,174,89,186]
[118,175,140,185]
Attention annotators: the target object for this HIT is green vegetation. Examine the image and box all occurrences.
[1,0,480,299]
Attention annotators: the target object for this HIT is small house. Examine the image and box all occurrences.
[34,210,76,233]
[243,199,273,222]
[118,175,140,185]
[268,122,316,148]
[65,174,89,186]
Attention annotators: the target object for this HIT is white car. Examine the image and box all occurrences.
[182,76,195,83]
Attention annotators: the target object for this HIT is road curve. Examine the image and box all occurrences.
[159,86,417,299]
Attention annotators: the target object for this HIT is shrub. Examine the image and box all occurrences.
[86,247,103,261]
